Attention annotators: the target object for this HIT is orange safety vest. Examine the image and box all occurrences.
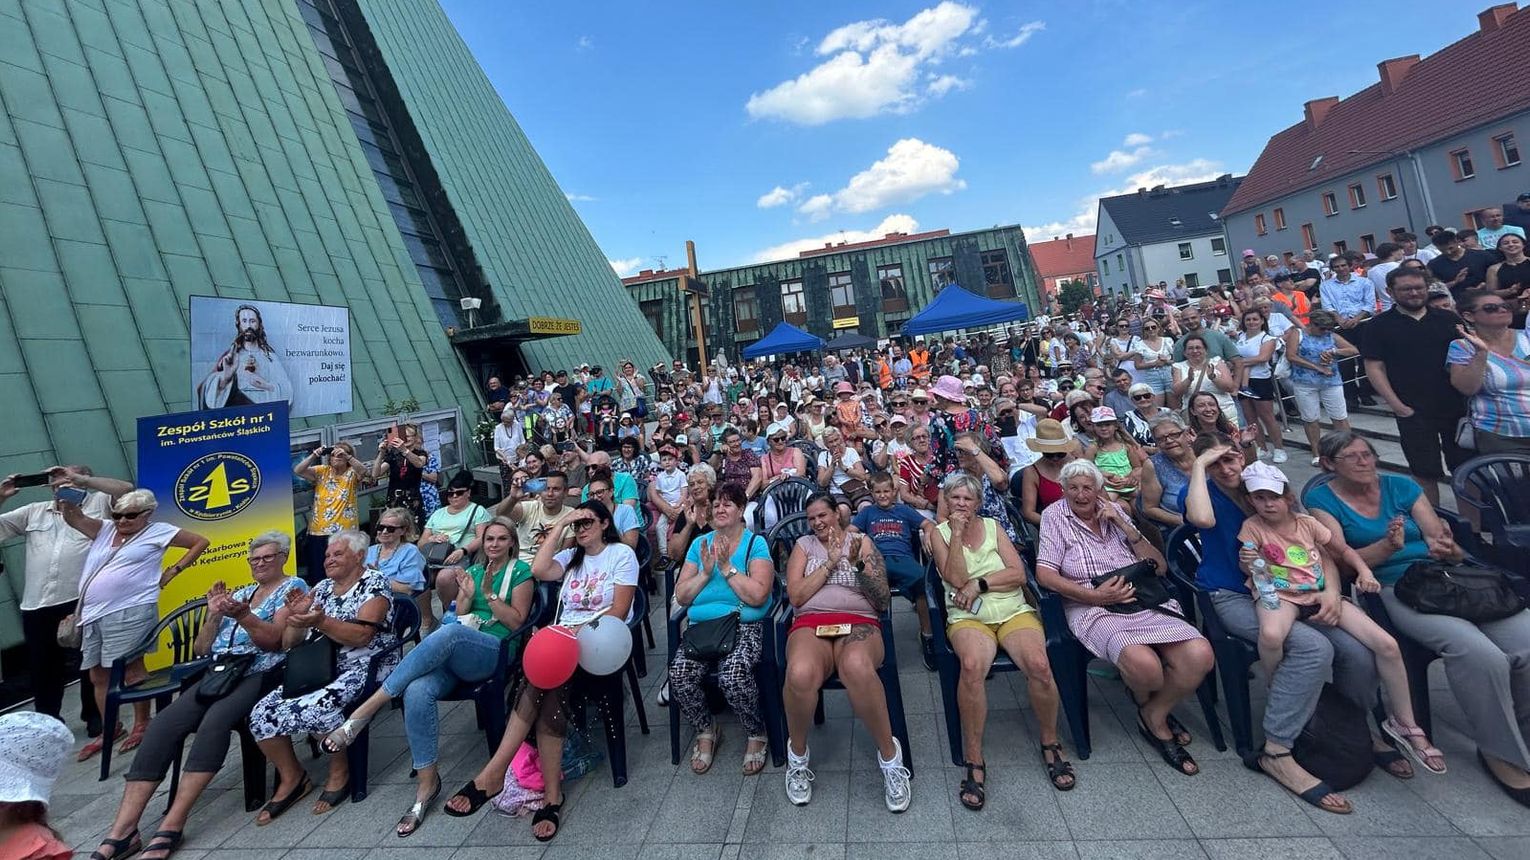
[909,348,930,381]
[877,360,893,390]
[1273,289,1311,325]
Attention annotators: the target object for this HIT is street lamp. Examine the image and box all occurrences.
[1346,149,1420,233]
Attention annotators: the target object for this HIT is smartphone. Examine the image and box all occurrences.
[55,487,87,505]
[555,441,575,454]
[316,446,334,458]
[12,472,51,488]
[523,478,548,494]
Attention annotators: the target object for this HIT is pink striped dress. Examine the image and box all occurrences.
[1036,501,1202,663]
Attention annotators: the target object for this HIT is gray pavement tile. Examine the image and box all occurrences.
[461,805,558,847]
[845,842,960,860]
[1199,837,1346,859]
[636,845,726,860]
[1158,759,1319,839]
[278,849,371,860]
[845,763,954,843]
[734,845,846,860]
[1055,762,1193,841]
[551,768,671,844]
[945,763,1070,843]
[948,843,1078,859]
[1397,722,1530,837]
[648,767,746,844]
[744,767,849,844]
[187,851,268,860]
[1474,836,1530,860]
[1298,767,1459,837]
[1075,841,1207,859]
[1332,836,1494,860]
[782,717,855,772]
[446,848,547,860]
[1064,697,1152,765]
[848,707,949,773]
[541,845,639,860]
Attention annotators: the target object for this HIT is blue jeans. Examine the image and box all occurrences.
[884,555,925,599]
[382,623,501,768]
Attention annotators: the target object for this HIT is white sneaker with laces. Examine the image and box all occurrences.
[785,745,814,806]
[878,737,912,813]
[1272,448,1288,464]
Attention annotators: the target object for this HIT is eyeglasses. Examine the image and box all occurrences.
[111,510,147,520]
[1333,449,1377,464]
[1153,429,1187,443]
[572,519,599,530]
[249,553,283,565]
[1473,303,1512,313]
[1132,393,1155,401]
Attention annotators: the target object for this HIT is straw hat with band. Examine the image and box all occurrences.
[1026,419,1081,454]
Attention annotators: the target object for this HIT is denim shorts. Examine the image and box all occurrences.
[80,602,159,669]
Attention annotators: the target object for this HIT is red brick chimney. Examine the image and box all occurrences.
[1378,55,1420,96]
[1065,233,1074,250]
[1303,97,1339,131]
[1478,3,1516,31]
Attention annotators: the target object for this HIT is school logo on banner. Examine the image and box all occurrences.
[174,451,261,520]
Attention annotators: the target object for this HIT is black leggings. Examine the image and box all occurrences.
[125,670,274,781]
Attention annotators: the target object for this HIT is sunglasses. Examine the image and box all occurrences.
[447,489,470,497]
[1473,303,1511,313]
[375,524,400,533]
[1132,393,1155,401]
[111,510,147,520]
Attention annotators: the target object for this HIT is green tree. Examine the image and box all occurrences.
[1057,280,1092,315]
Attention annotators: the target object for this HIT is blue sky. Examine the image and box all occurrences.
[438,0,1483,272]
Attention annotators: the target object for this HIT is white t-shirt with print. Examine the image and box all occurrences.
[554,543,639,625]
[817,448,863,490]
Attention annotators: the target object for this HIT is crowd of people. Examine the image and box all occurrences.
[4,218,1529,852]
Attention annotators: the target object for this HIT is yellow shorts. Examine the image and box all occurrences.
[947,610,1043,643]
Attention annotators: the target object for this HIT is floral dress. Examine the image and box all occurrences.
[307,465,359,535]
[248,570,399,740]
[928,407,1008,487]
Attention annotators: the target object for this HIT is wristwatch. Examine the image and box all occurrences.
[977,578,990,593]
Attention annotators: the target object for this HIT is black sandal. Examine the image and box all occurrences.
[1248,750,1352,814]
[1164,713,1192,747]
[90,833,141,860]
[256,777,313,826]
[1374,747,1414,779]
[1137,711,1198,776]
[311,782,350,815]
[1041,743,1076,791]
[532,802,562,842]
[139,830,182,860]
[958,761,986,810]
[444,779,504,817]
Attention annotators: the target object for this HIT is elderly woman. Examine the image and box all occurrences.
[927,375,1006,488]
[493,405,524,491]
[444,501,638,842]
[1305,431,1530,806]
[60,490,209,760]
[248,531,397,824]
[367,507,427,595]
[669,483,774,776]
[715,426,763,499]
[1171,334,1238,421]
[938,431,1020,544]
[1138,414,1196,530]
[1448,290,1530,454]
[667,463,716,560]
[783,494,911,813]
[324,518,534,837]
[91,534,304,860]
[894,421,938,513]
[1033,461,1213,776]
[816,426,870,520]
[931,473,1071,810]
[294,443,365,584]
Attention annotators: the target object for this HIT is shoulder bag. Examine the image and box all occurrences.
[424,504,482,568]
[1089,558,1185,620]
[195,622,258,704]
[1395,559,1523,623]
[680,535,761,661]
[281,610,387,698]
[458,561,517,632]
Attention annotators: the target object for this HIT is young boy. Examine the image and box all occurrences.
[851,471,937,669]
[649,445,688,563]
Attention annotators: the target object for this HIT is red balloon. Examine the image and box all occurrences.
[523,625,580,689]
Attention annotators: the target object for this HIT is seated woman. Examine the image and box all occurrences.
[1306,431,1530,806]
[367,507,427,595]
[248,531,397,824]
[815,427,871,520]
[1138,414,1195,531]
[91,533,304,860]
[416,472,492,632]
[1019,419,1080,529]
[322,518,535,837]
[1033,461,1213,776]
[782,493,910,813]
[929,473,1072,812]
[938,432,1019,545]
[443,501,638,842]
[669,483,775,776]
[666,464,716,562]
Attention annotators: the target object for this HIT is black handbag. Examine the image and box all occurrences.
[682,611,741,661]
[281,634,338,698]
[1090,559,1184,619]
[1395,560,1525,623]
[424,504,481,568]
[195,625,257,704]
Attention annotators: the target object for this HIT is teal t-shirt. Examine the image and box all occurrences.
[1304,475,1429,586]
[683,529,773,623]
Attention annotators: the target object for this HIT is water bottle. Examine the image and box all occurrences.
[1250,559,1280,611]
[441,600,459,626]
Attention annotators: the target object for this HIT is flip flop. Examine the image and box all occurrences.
[118,722,151,753]
[256,777,313,826]
[79,724,125,762]
[139,830,182,860]
[311,782,350,815]
[321,716,372,754]
[532,802,562,842]
[444,779,503,817]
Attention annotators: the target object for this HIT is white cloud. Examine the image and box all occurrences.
[576,35,593,50]
[926,73,971,97]
[797,138,966,221]
[745,2,980,125]
[984,20,1044,49]
[1125,87,1148,99]
[1090,146,1154,174]
[749,214,921,264]
[756,182,810,208]
[565,192,597,202]
[608,257,644,277]
[1122,132,1153,147]
[1023,159,1227,243]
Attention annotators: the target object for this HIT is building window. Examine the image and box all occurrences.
[733,287,759,334]
[1321,192,1338,216]
[1255,214,1267,235]
[1101,257,1110,275]
[1211,237,1227,256]
[927,257,956,291]
[1348,183,1367,209]
[1360,234,1376,254]
[828,271,856,319]
[1377,173,1398,200]
[1333,240,1348,254]
[1450,148,1475,180]
[877,263,908,312]
[780,279,807,326]
[1116,253,1125,272]
[1301,223,1316,250]
[1216,268,1232,284]
[980,249,1014,299]
[640,299,664,340]
[1182,273,1200,288]
[1465,210,1486,230]
[1177,242,1194,260]
[1273,208,1287,230]
[1495,133,1521,168]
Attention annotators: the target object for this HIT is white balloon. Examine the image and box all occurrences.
[576,614,633,676]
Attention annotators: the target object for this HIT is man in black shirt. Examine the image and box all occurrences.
[1362,267,1467,506]
[1426,229,1500,297]
[553,370,583,419]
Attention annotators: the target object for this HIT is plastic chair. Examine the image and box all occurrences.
[343,594,422,802]
[570,587,651,787]
[632,534,657,674]
[438,586,546,755]
[790,440,822,483]
[766,513,815,571]
[752,477,818,533]
[1453,454,1530,577]
[1027,577,1095,759]
[1164,527,1257,756]
[99,600,211,781]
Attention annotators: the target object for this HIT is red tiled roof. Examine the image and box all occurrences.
[620,267,688,286]
[797,229,951,257]
[1223,3,1530,217]
[1028,234,1096,278]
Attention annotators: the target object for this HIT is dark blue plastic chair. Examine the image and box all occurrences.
[99,600,210,781]
[1453,453,1530,581]
[570,587,651,787]
[752,477,818,533]
[345,594,422,802]
[439,585,545,755]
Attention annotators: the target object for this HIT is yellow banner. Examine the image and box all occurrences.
[528,316,582,335]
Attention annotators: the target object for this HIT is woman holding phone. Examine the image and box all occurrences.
[372,424,436,529]
[294,443,365,585]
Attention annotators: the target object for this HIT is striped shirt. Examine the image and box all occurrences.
[1446,330,1530,438]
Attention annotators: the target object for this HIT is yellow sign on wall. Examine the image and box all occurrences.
[527,317,582,335]
[832,317,860,329]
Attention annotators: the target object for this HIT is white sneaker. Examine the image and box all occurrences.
[785,745,814,806]
[878,737,912,813]
[1272,448,1288,464]
[1311,456,1321,466]
[1257,445,1272,460]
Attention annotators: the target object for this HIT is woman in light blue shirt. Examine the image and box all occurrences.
[367,506,427,594]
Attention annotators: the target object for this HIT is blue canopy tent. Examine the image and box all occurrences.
[900,285,1030,336]
[742,321,825,359]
